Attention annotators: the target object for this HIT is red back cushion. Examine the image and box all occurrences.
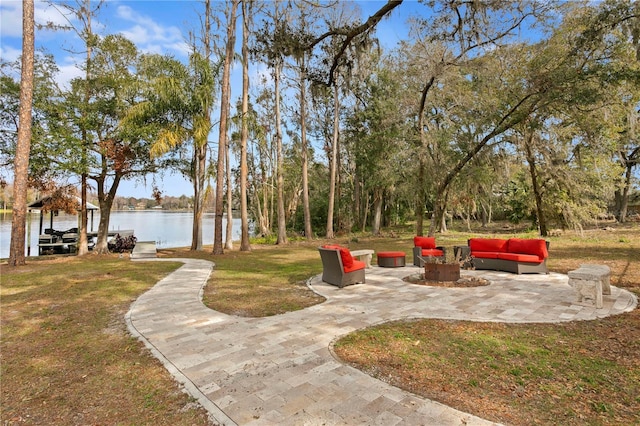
[507,238,548,260]
[468,238,508,253]
[414,236,436,249]
[322,244,354,268]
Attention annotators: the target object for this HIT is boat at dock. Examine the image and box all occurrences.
[36,227,134,255]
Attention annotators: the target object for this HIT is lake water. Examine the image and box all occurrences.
[0,210,241,258]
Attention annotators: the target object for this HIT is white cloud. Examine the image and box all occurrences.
[120,24,153,45]
[115,5,187,57]
[0,45,21,63]
[251,62,272,86]
[0,1,84,53]
[165,41,190,57]
[0,1,22,38]
[35,1,75,32]
[56,59,84,90]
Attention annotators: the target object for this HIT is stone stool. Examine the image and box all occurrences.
[568,264,611,308]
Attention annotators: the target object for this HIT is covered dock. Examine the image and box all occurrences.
[27,196,100,255]
[28,195,135,255]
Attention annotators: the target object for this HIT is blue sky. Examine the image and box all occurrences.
[1,0,413,197]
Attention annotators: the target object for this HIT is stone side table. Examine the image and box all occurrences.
[350,249,374,269]
[568,264,611,308]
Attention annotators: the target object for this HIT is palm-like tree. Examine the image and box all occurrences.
[131,52,218,251]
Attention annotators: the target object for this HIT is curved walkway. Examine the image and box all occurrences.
[126,259,637,426]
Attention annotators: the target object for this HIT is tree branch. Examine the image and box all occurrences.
[307,0,403,85]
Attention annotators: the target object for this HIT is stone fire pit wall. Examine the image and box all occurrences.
[424,263,461,281]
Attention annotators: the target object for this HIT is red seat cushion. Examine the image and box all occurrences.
[377,251,405,258]
[468,238,508,253]
[414,236,436,249]
[322,244,354,268]
[420,248,444,257]
[507,238,548,260]
[471,251,500,259]
[498,252,542,263]
[344,259,366,272]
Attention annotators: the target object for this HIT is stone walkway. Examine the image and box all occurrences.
[125,259,637,426]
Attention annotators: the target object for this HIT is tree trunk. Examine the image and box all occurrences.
[336,145,344,232]
[524,133,548,236]
[191,144,205,250]
[299,57,312,239]
[428,188,449,236]
[78,175,88,255]
[192,0,212,251]
[616,165,632,223]
[8,0,34,267]
[95,201,113,253]
[464,210,471,232]
[371,188,383,235]
[287,184,302,229]
[213,0,238,255]
[361,192,370,233]
[93,175,121,254]
[440,209,448,233]
[416,77,437,238]
[256,143,270,237]
[481,202,489,227]
[262,163,270,236]
[274,57,287,244]
[326,84,340,239]
[225,136,234,250]
[415,158,426,236]
[78,1,95,257]
[249,157,269,237]
[353,164,360,233]
[239,0,251,252]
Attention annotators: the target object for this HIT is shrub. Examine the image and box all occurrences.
[108,234,137,253]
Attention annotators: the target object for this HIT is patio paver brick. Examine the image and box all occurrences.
[126,258,637,426]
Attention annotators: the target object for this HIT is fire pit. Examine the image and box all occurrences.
[424,263,460,281]
[403,272,490,288]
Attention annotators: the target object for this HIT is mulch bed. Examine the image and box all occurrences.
[403,273,490,288]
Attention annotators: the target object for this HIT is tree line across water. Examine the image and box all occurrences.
[3,0,639,266]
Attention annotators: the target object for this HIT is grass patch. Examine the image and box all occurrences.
[161,243,328,317]
[334,317,640,425]
[162,234,428,317]
[1,255,210,425]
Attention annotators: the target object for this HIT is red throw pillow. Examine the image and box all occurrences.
[420,248,444,257]
[322,244,353,268]
[414,236,436,249]
[507,238,548,260]
[338,247,354,268]
[468,238,508,253]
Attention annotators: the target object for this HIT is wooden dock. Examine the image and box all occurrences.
[131,241,157,259]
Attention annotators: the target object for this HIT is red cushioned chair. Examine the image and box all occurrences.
[318,245,366,287]
[412,236,446,266]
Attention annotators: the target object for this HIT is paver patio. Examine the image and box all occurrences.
[126,258,637,425]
